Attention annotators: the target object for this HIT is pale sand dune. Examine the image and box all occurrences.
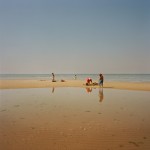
[0,79,150,91]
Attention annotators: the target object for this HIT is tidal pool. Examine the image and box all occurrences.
[0,88,150,150]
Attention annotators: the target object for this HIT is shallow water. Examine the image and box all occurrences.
[0,88,150,150]
[1,74,150,82]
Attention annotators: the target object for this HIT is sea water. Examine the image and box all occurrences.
[0,74,150,82]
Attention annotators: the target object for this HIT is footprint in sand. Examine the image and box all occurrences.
[128,141,139,147]
[1,109,7,112]
[14,105,20,107]
[85,110,91,112]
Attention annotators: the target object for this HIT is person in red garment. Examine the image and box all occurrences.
[86,78,92,85]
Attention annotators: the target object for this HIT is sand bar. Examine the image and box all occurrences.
[0,79,150,91]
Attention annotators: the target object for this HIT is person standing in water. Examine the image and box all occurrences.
[99,74,104,87]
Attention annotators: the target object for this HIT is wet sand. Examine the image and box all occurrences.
[0,79,150,91]
[0,88,150,150]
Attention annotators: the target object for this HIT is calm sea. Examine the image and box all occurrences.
[0,74,150,82]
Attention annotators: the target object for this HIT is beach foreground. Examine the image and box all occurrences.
[0,79,150,91]
[0,88,150,150]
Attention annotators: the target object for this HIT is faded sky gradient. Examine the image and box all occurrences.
[0,0,150,74]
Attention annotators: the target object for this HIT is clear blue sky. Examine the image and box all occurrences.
[0,0,150,74]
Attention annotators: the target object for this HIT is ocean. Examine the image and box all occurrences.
[0,74,150,82]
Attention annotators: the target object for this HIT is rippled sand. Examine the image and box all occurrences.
[0,88,150,150]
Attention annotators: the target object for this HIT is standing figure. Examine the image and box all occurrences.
[74,74,77,80]
[52,73,55,82]
[99,74,104,87]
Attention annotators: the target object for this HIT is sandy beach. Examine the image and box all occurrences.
[1,87,150,150]
[1,79,150,150]
[1,0,150,149]
[0,79,150,91]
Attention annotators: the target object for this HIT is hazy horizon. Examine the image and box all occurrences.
[0,0,150,74]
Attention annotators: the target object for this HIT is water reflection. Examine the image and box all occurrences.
[99,88,104,102]
[85,87,104,103]
[1,88,150,150]
[85,87,92,93]
[51,87,104,103]
[52,87,55,93]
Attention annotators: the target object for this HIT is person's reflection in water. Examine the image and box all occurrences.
[52,87,55,93]
[86,87,92,93]
[99,88,104,102]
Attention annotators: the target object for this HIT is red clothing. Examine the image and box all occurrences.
[86,78,92,83]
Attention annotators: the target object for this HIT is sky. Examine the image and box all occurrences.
[0,0,150,74]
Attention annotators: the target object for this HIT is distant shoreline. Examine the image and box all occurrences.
[0,79,150,91]
[0,74,150,83]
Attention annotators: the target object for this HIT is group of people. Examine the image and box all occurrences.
[51,73,104,87]
[51,73,104,102]
[86,74,104,87]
